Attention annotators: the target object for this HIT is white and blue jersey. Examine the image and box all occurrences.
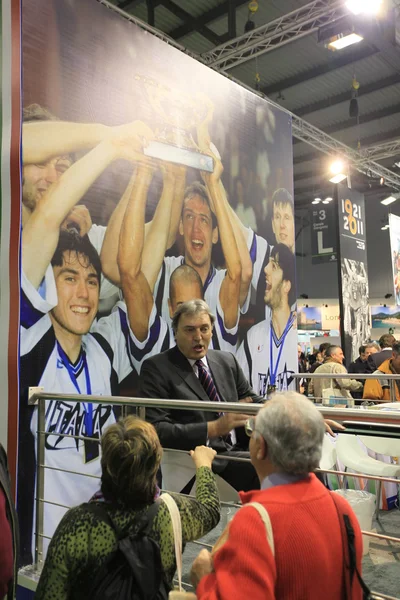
[153,256,239,352]
[18,267,141,563]
[236,310,297,397]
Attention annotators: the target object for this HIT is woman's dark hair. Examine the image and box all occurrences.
[101,417,162,509]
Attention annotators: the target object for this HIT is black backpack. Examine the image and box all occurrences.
[85,500,170,600]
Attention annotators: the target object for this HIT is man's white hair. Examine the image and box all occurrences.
[255,391,325,474]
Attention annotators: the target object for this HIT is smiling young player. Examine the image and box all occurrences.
[18,123,154,564]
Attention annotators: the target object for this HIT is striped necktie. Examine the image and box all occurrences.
[195,360,232,446]
[195,360,221,404]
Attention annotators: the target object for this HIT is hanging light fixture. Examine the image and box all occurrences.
[349,77,360,118]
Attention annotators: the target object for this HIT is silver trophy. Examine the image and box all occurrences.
[137,76,214,172]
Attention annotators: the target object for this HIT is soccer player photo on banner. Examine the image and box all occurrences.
[389,213,400,304]
[18,0,296,562]
[336,184,370,363]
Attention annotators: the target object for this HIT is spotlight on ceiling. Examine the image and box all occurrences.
[312,197,321,204]
[328,160,347,183]
[327,32,363,51]
[330,160,345,175]
[325,196,333,202]
[381,224,389,230]
[346,0,383,16]
[381,195,397,206]
[322,199,330,204]
[318,18,364,51]
[329,174,347,183]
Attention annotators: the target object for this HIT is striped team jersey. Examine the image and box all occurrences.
[18,268,139,563]
[153,256,239,352]
[236,311,297,397]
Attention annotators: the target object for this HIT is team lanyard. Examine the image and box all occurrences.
[56,341,93,436]
[270,314,293,388]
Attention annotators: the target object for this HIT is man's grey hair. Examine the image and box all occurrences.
[325,345,341,358]
[365,342,380,352]
[171,299,215,335]
[255,391,325,474]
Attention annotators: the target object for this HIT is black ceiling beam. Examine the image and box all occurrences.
[168,0,248,41]
[317,102,400,136]
[228,0,236,39]
[118,0,147,10]
[146,0,155,26]
[160,0,224,46]
[295,74,400,117]
[261,44,377,96]
[293,127,400,166]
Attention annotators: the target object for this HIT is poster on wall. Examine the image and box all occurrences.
[18,0,295,563]
[389,213,400,304]
[371,305,400,330]
[310,201,337,264]
[336,184,370,363]
[297,306,322,330]
[321,305,340,331]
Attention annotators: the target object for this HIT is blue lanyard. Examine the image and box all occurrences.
[270,314,293,387]
[56,342,93,436]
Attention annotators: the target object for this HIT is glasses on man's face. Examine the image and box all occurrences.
[245,417,256,437]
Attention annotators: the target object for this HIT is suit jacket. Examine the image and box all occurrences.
[370,348,393,370]
[140,346,263,453]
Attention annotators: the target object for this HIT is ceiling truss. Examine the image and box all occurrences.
[98,0,400,191]
[201,0,349,71]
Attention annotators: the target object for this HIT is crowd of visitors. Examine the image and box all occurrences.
[299,334,400,404]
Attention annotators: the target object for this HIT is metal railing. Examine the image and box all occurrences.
[293,371,400,404]
[26,390,400,599]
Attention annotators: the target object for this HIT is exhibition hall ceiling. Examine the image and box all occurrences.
[109,0,400,206]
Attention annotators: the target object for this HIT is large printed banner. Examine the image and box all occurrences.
[18,0,295,562]
[336,184,370,363]
[389,213,400,304]
[310,201,337,264]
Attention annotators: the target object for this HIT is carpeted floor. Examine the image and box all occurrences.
[181,505,400,598]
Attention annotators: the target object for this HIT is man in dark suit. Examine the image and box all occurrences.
[140,299,263,492]
[370,334,396,370]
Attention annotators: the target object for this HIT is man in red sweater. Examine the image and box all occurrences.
[191,392,363,600]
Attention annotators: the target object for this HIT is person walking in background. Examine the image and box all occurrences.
[363,342,400,402]
[369,334,396,370]
[190,392,363,600]
[309,346,362,404]
[298,344,308,394]
[348,344,379,400]
[309,342,332,373]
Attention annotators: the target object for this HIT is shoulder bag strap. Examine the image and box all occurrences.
[160,493,183,592]
[330,492,371,599]
[244,502,275,556]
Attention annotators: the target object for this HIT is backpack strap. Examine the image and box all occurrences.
[330,492,371,599]
[160,493,183,592]
[243,502,275,556]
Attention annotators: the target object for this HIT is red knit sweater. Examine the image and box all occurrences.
[197,474,363,600]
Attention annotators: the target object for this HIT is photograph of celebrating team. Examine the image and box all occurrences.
[18,0,296,563]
